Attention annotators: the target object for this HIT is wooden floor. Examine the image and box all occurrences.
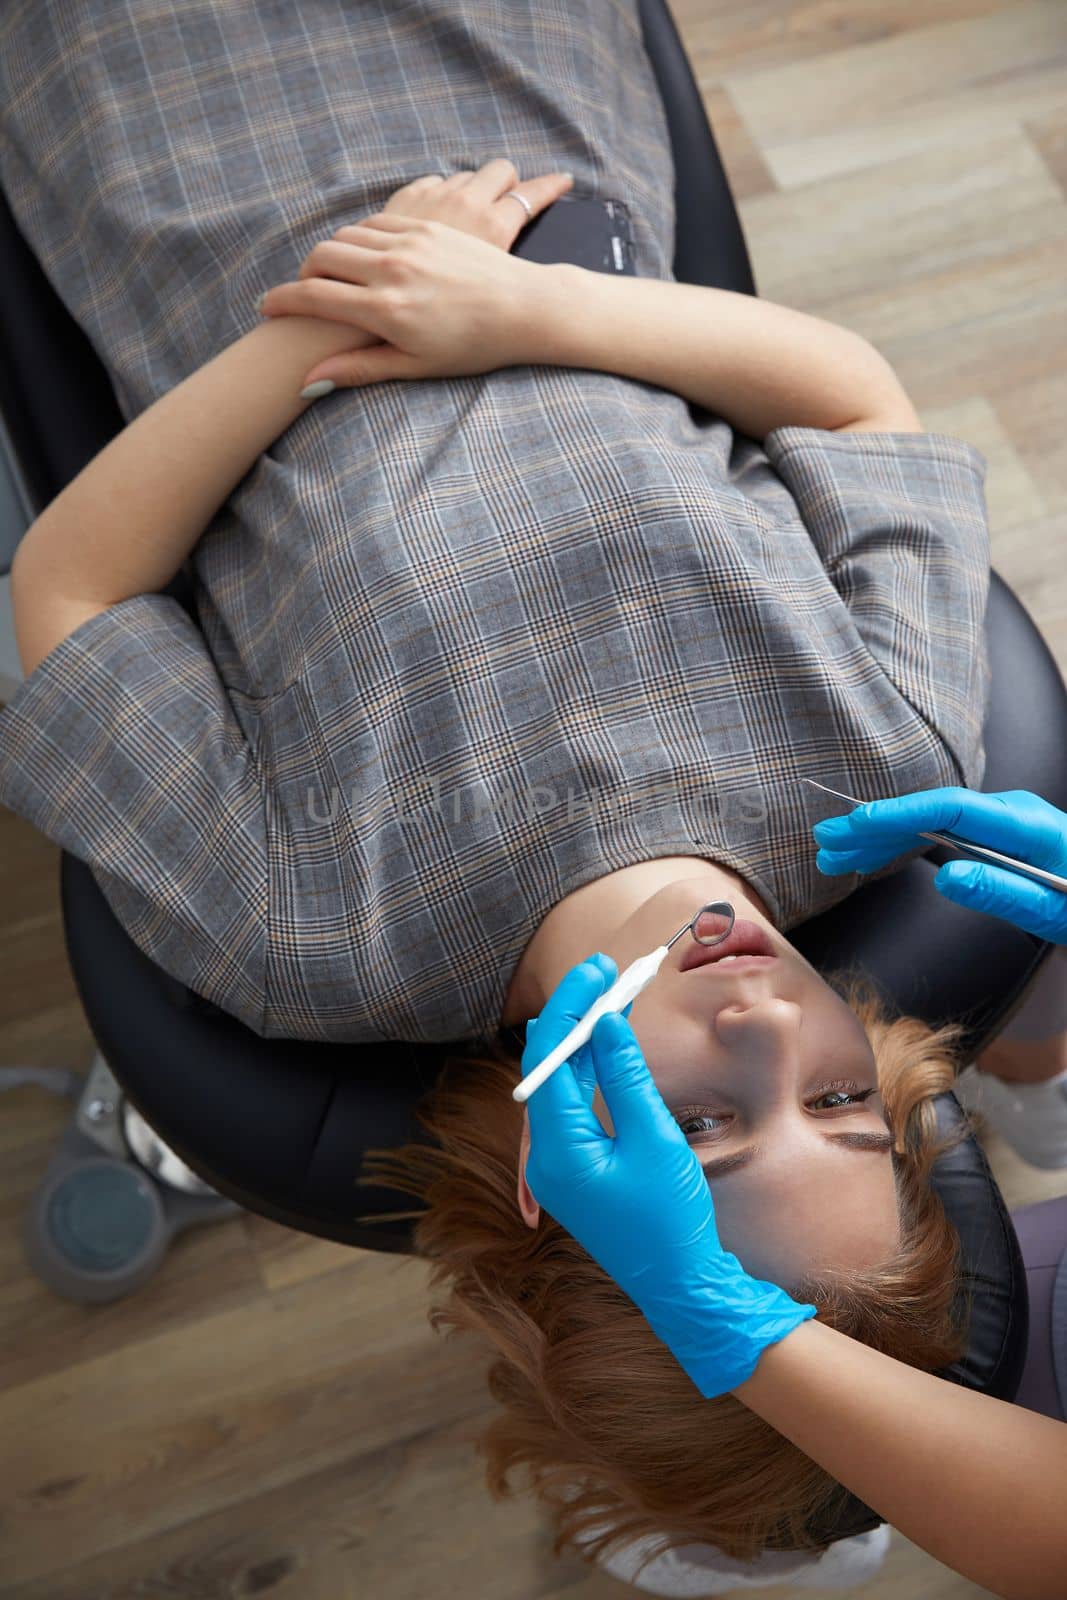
[2,2,1066,1595]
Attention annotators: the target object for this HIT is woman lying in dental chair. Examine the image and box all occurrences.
[0,1,1042,1588]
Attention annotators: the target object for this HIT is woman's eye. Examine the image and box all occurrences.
[812,1087,877,1111]
[677,1112,728,1137]
[812,1090,853,1110]
[676,1085,877,1138]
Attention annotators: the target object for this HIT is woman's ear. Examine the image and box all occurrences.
[517,1090,615,1227]
[517,1109,541,1228]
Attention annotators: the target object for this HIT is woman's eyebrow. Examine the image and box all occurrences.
[699,1129,896,1180]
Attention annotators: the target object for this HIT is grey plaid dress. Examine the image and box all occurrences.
[0,0,991,1045]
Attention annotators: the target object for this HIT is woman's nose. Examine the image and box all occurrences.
[713,994,801,1042]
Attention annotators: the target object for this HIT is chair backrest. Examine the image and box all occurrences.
[1,0,1064,1550]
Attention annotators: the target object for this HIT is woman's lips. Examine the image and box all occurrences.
[678,918,778,972]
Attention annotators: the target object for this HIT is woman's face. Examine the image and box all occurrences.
[516,872,902,1286]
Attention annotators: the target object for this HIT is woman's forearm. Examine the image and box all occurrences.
[732,1316,1067,1600]
[12,315,376,608]
[534,264,918,439]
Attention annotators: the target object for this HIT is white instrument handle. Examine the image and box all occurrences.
[512,946,668,1103]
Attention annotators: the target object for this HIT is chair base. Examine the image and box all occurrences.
[22,1050,241,1304]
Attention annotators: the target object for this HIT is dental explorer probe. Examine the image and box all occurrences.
[803,778,1067,893]
[512,902,735,1104]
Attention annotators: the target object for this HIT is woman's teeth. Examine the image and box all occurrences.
[716,954,740,962]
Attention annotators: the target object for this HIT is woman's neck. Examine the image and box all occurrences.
[500,854,772,1028]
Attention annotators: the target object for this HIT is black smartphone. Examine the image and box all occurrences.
[510,191,636,276]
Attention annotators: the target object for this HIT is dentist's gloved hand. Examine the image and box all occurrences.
[521,954,817,1397]
[812,787,1067,945]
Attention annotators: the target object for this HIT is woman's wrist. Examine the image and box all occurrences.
[256,309,381,393]
[507,261,593,368]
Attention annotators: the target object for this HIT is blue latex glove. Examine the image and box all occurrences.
[812,786,1067,945]
[521,954,817,1397]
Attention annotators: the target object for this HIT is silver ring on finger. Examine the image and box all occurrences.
[502,190,533,218]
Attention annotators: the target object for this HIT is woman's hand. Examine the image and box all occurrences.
[374,159,573,243]
[813,787,1067,944]
[260,159,573,392]
[263,215,552,390]
[522,956,817,1396]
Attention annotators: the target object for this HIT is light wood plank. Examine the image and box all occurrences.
[741,128,1067,316]
[724,0,1067,188]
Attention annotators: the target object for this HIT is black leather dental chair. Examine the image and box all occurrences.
[2,0,1065,1552]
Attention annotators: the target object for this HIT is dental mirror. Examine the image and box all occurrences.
[512,900,736,1103]
[665,900,735,952]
